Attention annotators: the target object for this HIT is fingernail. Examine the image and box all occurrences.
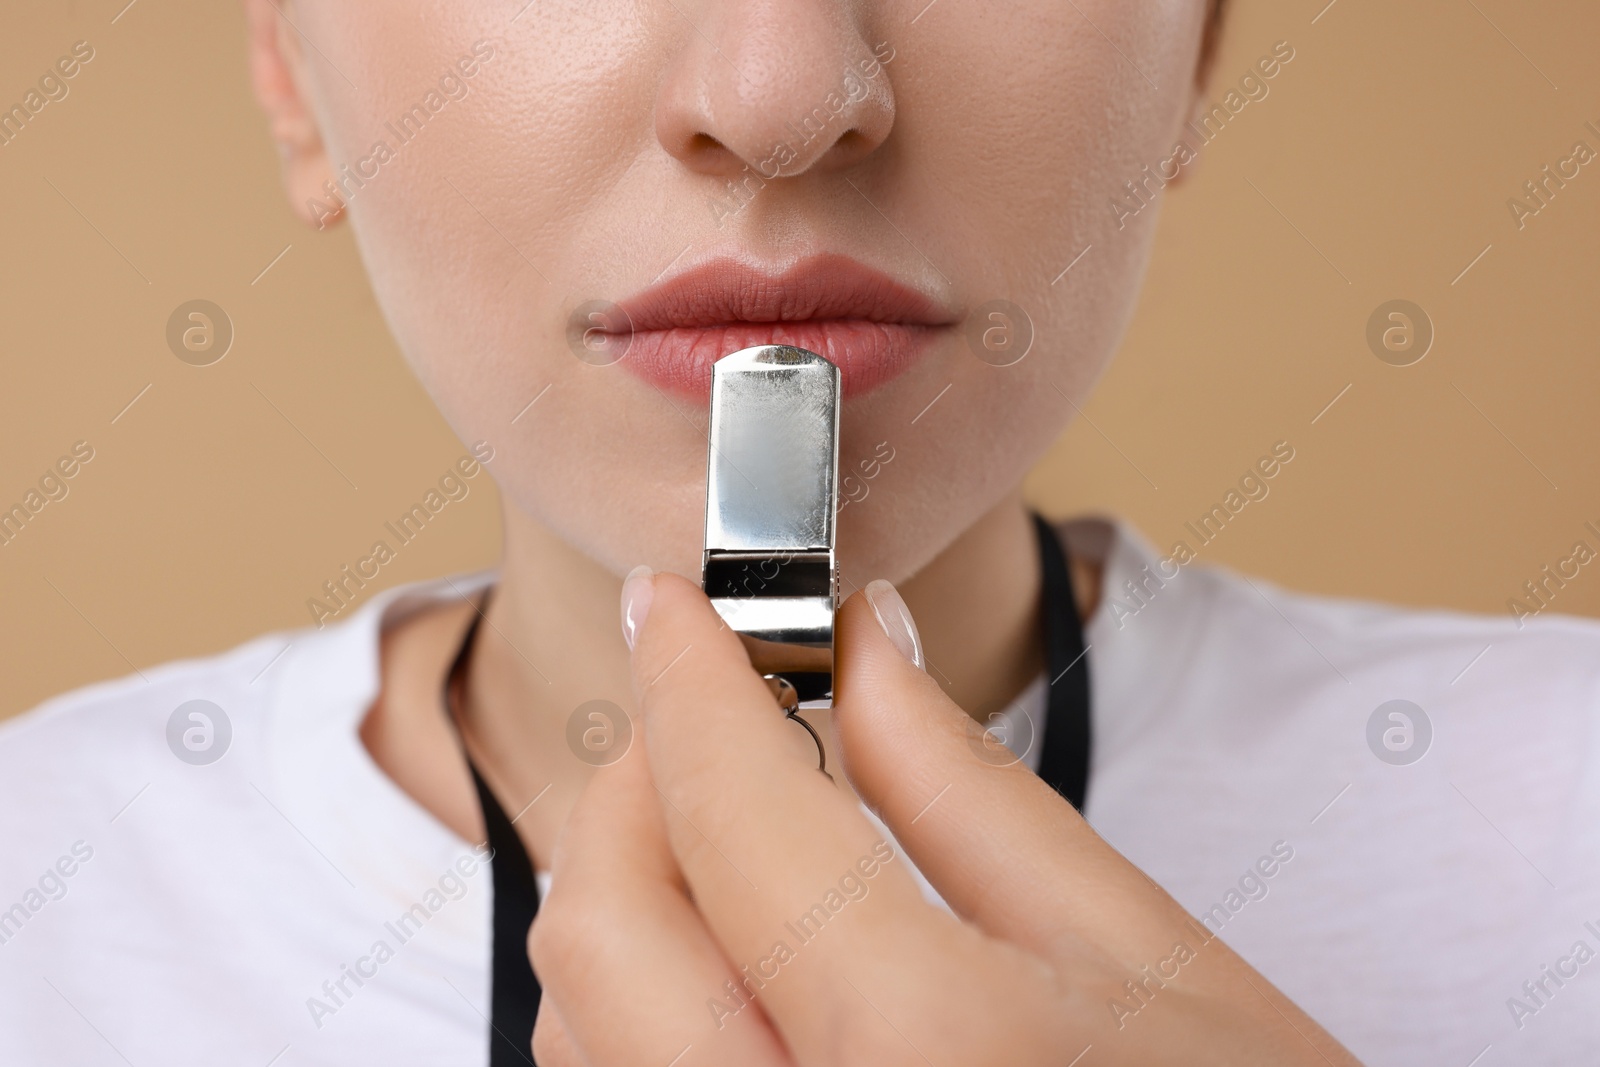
[620,565,654,650]
[865,579,924,670]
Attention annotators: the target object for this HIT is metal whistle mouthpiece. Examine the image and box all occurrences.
[702,345,841,704]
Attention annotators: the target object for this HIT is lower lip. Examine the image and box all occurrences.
[612,321,943,400]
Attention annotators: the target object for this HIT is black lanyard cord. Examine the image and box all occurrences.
[1032,512,1093,811]
[440,514,1091,1065]
[443,602,540,1067]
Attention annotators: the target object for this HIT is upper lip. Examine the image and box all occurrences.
[612,254,954,334]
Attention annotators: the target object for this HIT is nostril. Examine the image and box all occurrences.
[687,132,727,158]
[823,128,875,168]
[676,131,748,174]
[684,132,739,170]
[661,127,749,178]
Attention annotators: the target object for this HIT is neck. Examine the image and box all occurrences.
[447,491,1089,859]
[890,493,1047,719]
[471,490,1061,737]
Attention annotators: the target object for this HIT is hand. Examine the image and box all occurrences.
[527,571,1360,1066]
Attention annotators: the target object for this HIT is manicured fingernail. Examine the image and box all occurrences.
[865,579,924,670]
[620,565,654,650]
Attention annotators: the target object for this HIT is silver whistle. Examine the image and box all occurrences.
[702,345,841,706]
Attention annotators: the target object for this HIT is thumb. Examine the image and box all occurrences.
[833,580,1155,955]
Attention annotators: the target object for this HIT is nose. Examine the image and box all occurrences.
[654,2,896,180]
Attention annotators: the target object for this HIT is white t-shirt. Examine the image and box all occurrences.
[2,518,1597,1065]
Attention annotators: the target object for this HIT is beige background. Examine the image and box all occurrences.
[2,0,1597,721]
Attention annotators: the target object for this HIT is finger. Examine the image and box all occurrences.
[528,739,791,1067]
[839,584,1367,1064]
[834,580,1199,962]
[623,572,942,1043]
[531,999,589,1067]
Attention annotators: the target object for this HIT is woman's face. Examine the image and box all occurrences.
[268,0,1209,582]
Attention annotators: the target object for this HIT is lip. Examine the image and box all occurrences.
[606,254,955,399]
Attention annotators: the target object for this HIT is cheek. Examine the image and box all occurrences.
[828,1,1200,575]
[307,1,653,375]
[914,0,1203,325]
[302,4,692,571]
[888,0,1202,395]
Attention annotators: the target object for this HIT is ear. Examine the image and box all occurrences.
[244,0,342,229]
[1194,0,1227,95]
[1167,0,1227,190]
